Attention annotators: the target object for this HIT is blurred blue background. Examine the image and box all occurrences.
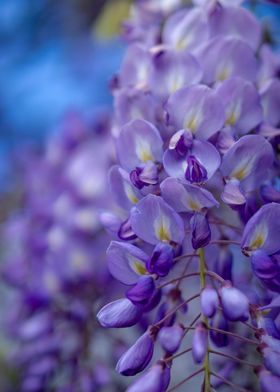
[0,0,126,191]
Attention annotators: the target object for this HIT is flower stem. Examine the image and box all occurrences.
[165,347,192,362]
[199,248,211,392]
[209,349,259,368]
[154,293,200,327]
[167,368,204,392]
[208,327,258,345]
[211,371,250,392]
[157,272,201,289]
[173,253,199,262]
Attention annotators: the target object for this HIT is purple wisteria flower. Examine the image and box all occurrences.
[96,1,280,392]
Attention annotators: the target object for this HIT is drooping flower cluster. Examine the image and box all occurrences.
[2,113,126,392]
[98,1,280,391]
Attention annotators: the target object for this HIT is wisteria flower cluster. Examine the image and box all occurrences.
[2,113,126,392]
[98,0,280,391]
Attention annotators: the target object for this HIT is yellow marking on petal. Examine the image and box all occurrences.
[128,192,139,204]
[188,198,201,212]
[124,183,139,204]
[248,225,268,251]
[187,116,198,131]
[231,156,255,181]
[134,262,147,275]
[226,112,237,126]
[232,166,249,181]
[176,35,192,51]
[216,65,232,82]
[135,138,154,163]
[128,257,147,275]
[249,233,265,250]
[183,108,203,132]
[226,102,241,126]
[154,215,171,242]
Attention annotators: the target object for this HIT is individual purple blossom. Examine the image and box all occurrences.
[242,203,280,255]
[192,322,208,364]
[106,241,148,285]
[161,177,219,213]
[220,285,249,321]
[130,194,185,245]
[162,7,209,53]
[165,84,225,139]
[216,76,263,134]
[116,119,163,171]
[149,48,202,98]
[197,37,258,84]
[97,298,142,328]
[220,135,274,194]
[116,332,154,376]
[207,3,261,50]
[146,243,174,277]
[158,325,184,354]
[163,139,221,184]
[190,212,211,249]
[127,363,170,392]
[126,276,156,305]
[200,287,219,318]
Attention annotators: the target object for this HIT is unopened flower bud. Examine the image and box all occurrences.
[126,276,156,305]
[201,287,219,318]
[220,285,249,321]
[97,299,142,328]
[146,243,173,277]
[192,322,208,364]
[116,332,154,376]
[158,325,184,354]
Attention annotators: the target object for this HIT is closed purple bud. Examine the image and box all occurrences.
[220,285,249,321]
[192,322,208,364]
[118,217,137,241]
[126,276,156,305]
[185,155,208,184]
[190,212,211,249]
[146,243,173,277]
[158,325,184,354]
[210,313,229,347]
[116,332,154,376]
[127,364,168,392]
[97,298,142,328]
[201,287,219,318]
[260,370,280,392]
